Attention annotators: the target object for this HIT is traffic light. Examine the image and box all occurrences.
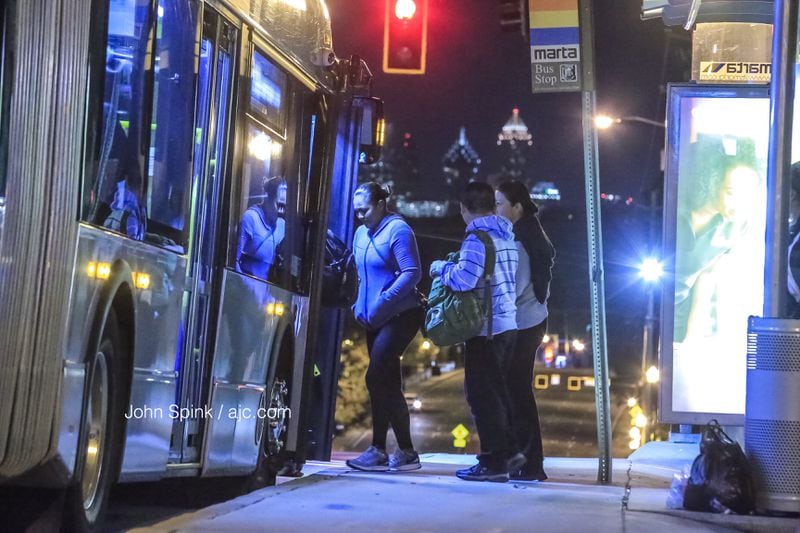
[498,0,528,40]
[383,0,428,75]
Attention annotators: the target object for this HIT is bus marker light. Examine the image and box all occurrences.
[266,302,285,316]
[88,261,111,280]
[96,262,111,280]
[534,374,549,389]
[133,272,151,290]
[550,374,560,386]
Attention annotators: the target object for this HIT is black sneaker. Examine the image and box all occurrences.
[346,445,389,472]
[455,463,509,482]
[506,452,527,474]
[510,464,548,482]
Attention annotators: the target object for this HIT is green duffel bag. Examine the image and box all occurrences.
[424,231,495,346]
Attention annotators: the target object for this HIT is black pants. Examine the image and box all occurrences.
[508,319,547,468]
[365,306,422,450]
[464,329,518,469]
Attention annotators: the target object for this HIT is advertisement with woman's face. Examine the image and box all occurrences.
[664,87,769,422]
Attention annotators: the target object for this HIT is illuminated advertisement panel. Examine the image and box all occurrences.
[661,84,769,424]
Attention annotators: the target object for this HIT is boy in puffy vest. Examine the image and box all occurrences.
[429,182,524,482]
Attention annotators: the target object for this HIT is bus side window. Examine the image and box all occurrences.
[84,1,154,239]
[232,49,308,291]
[83,0,198,253]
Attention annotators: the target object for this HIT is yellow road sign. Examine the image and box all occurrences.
[453,438,467,448]
[451,423,469,440]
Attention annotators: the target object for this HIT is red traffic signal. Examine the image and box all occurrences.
[383,0,428,75]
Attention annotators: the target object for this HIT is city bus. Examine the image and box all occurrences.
[0,0,380,528]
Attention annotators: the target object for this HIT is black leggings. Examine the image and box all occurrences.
[507,320,547,467]
[365,306,422,450]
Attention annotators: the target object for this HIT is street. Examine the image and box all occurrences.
[333,368,633,459]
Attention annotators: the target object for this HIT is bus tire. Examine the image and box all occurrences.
[246,336,295,490]
[63,307,127,531]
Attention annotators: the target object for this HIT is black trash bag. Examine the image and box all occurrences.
[683,420,756,514]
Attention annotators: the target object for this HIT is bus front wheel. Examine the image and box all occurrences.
[64,308,127,531]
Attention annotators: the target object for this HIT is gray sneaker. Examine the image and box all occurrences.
[346,446,389,472]
[389,449,421,471]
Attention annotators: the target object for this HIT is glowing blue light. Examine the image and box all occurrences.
[639,258,664,282]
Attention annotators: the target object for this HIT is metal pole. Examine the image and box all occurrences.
[764,0,797,317]
[641,188,659,442]
[579,0,613,485]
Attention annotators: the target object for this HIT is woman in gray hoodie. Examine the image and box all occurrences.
[495,180,554,482]
[346,182,424,473]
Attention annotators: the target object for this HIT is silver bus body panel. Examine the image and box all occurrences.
[202,269,293,476]
[69,224,186,480]
[117,367,179,481]
[286,293,310,452]
[53,361,87,482]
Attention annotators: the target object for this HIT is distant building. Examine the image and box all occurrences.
[395,198,451,218]
[442,127,481,188]
[532,181,561,202]
[496,108,533,185]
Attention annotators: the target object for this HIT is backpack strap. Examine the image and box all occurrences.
[467,230,496,339]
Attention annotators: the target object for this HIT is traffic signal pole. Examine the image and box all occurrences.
[578,0,613,485]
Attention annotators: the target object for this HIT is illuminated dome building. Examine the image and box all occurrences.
[497,107,533,185]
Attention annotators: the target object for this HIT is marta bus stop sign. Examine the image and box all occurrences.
[529,0,582,93]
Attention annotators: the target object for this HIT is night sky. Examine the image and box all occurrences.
[327,0,690,205]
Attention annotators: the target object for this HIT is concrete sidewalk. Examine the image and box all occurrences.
[133,443,799,532]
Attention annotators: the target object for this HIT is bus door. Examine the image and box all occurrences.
[170,8,237,464]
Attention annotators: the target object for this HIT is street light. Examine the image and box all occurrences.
[594,115,666,129]
[638,257,664,283]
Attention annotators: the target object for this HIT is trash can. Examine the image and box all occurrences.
[745,317,800,513]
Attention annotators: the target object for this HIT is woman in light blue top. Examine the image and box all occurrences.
[346,182,424,473]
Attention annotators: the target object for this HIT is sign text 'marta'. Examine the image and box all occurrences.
[532,45,580,63]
